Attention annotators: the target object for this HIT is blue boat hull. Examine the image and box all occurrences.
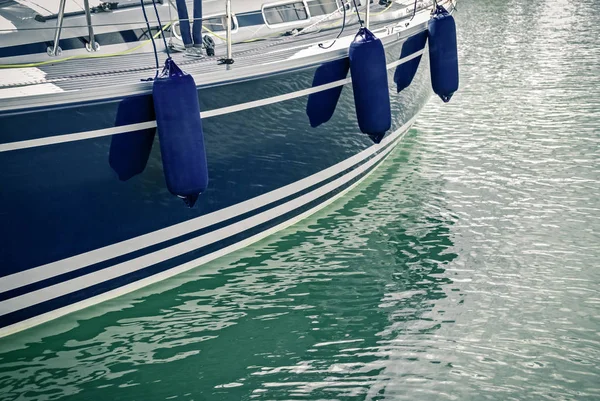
[0,33,432,336]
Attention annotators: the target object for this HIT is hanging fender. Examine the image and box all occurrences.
[428,5,459,102]
[153,58,209,207]
[349,27,392,141]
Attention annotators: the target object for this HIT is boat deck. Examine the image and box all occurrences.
[0,27,351,107]
[0,5,437,111]
[4,33,320,89]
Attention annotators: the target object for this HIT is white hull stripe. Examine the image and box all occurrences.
[0,131,404,339]
[0,115,418,294]
[0,50,425,153]
[0,123,408,317]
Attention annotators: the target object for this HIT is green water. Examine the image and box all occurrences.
[1,0,599,399]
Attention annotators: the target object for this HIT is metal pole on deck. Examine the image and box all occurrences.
[47,0,67,56]
[83,0,99,52]
[366,0,371,29]
[224,0,234,64]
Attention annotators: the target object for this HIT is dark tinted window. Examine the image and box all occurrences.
[236,12,265,27]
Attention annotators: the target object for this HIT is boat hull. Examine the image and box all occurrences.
[0,34,433,337]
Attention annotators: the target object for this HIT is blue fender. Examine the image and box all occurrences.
[153,58,208,207]
[428,5,459,102]
[349,27,391,138]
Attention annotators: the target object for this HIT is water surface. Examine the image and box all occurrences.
[1,0,599,399]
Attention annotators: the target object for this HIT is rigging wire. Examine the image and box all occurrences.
[351,0,364,27]
[410,0,418,21]
[150,0,171,59]
[318,1,347,49]
[139,0,160,74]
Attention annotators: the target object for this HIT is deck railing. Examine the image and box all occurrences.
[47,0,67,56]
[47,0,99,56]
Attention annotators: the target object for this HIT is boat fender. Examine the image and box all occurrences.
[109,95,156,181]
[394,30,428,93]
[153,58,208,207]
[428,5,459,102]
[349,27,391,139]
[306,58,350,128]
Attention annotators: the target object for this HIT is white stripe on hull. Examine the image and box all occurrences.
[0,115,418,294]
[0,124,411,339]
[0,122,409,317]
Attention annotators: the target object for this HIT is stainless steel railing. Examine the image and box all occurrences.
[47,0,99,56]
[47,0,67,56]
[83,0,100,52]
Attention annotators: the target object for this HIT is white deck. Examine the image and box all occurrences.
[0,1,442,111]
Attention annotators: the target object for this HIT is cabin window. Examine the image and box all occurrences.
[307,0,340,17]
[236,11,265,28]
[203,15,238,32]
[263,2,309,25]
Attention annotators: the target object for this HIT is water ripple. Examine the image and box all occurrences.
[0,0,599,400]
